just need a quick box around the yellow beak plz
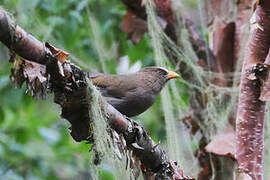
[167,71,180,79]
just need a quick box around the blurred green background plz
[0,0,195,179]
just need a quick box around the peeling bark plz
[211,20,235,86]
[236,1,270,179]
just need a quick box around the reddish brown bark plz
[236,1,270,179]
[204,0,237,87]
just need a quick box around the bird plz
[88,66,180,117]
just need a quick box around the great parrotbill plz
[88,66,179,117]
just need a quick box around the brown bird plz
[89,67,180,117]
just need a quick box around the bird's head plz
[138,66,180,93]
[139,66,180,80]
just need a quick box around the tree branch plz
[0,7,193,180]
[0,7,46,64]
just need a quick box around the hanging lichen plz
[85,79,137,179]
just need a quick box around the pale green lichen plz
[86,79,135,179]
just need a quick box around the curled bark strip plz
[9,54,48,99]
[0,7,193,179]
[45,42,69,63]
[211,20,235,86]
[236,1,270,179]
[205,0,237,86]
[121,10,167,44]
[121,10,148,44]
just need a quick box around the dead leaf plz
[10,57,48,98]
[10,59,26,88]
[205,124,236,159]
[121,11,148,44]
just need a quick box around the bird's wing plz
[88,72,108,81]
[89,73,136,99]
[88,73,108,88]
